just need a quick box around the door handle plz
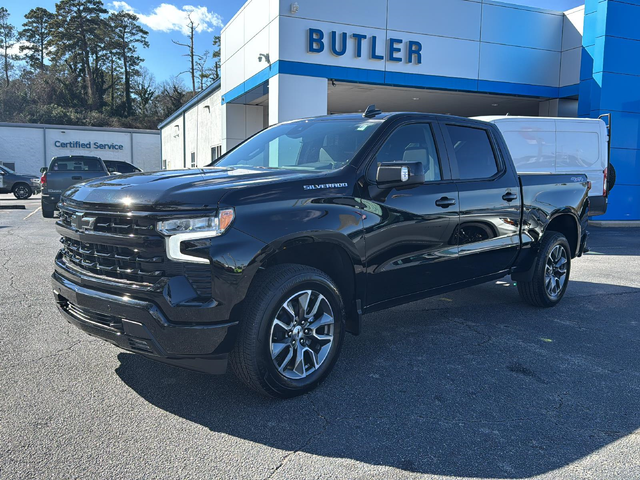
[72,176,82,180]
[502,192,518,202]
[435,197,457,208]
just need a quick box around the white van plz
[474,116,614,216]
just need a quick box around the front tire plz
[13,184,32,200]
[230,264,345,398]
[517,232,571,308]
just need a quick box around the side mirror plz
[40,167,48,174]
[376,162,425,188]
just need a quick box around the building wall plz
[0,123,160,176]
[161,119,183,170]
[0,126,44,175]
[221,0,584,101]
[579,0,640,220]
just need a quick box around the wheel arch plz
[12,181,31,193]
[544,212,580,258]
[258,236,363,335]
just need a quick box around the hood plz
[61,167,314,211]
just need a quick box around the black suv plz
[52,112,590,397]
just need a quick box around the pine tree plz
[19,7,54,70]
[107,11,148,117]
[0,7,17,86]
[48,0,108,109]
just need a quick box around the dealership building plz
[159,0,640,221]
[0,123,161,176]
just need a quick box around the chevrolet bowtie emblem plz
[71,214,96,232]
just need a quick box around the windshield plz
[213,118,382,172]
[0,165,15,174]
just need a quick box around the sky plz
[3,0,584,85]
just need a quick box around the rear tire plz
[230,264,345,398]
[517,232,571,308]
[607,163,616,192]
[13,184,32,200]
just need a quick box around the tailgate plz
[47,158,108,193]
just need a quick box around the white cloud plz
[7,41,33,57]
[109,2,223,35]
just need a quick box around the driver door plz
[361,122,460,306]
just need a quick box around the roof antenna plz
[363,104,382,118]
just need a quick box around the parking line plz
[23,207,41,220]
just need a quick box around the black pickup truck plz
[52,111,589,397]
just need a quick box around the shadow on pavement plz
[115,279,640,478]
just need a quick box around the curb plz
[589,221,640,228]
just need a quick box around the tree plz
[133,67,155,117]
[172,13,197,94]
[48,0,108,109]
[195,50,212,91]
[19,7,54,70]
[107,11,148,117]
[0,7,17,86]
[211,35,221,81]
[156,76,191,119]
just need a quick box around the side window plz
[117,163,136,173]
[374,124,441,182]
[447,125,500,180]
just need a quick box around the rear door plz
[554,119,606,198]
[442,121,521,280]
[48,157,108,193]
[362,120,460,305]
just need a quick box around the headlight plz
[157,209,235,264]
[30,178,40,184]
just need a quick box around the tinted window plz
[448,126,499,180]
[51,158,103,172]
[107,162,139,173]
[215,119,381,172]
[374,124,441,181]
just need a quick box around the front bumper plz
[52,271,236,374]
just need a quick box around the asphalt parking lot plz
[1,193,639,480]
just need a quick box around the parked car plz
[41,155,109,218]
[474,115,614,216]
[51,110,590,397]
[0,165,41,199]
[103,160,142,174]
